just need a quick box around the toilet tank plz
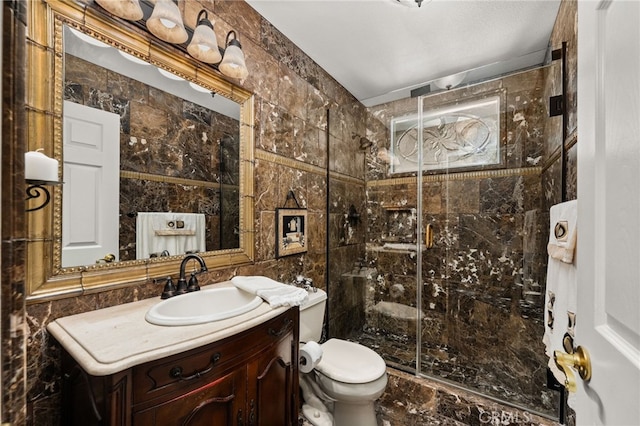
[299,288,327,342]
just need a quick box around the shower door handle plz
[425,224,434,249]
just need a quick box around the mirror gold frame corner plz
[25,0,255,302]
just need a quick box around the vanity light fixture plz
[95,0,143,21]
[146,0,188,44]
[187,10,222,64]
[218,31,248,79]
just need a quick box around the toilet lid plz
[315,339,386,384]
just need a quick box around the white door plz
[62,101,120,267]
[576,1,640,424]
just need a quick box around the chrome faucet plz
[161,254,208,299]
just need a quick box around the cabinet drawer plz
[132,309,298,406]
[133,368,246,426]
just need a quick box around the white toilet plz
[299,288,388,426]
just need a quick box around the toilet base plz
[333,400,377,426]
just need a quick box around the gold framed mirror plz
[26,0,255,301]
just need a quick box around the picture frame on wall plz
[276,208,307,258]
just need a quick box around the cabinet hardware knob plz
[268,318,293,337]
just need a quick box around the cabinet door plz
[133,367,246,426]
[249,328,298,426]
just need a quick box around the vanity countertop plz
[47,281,288,376]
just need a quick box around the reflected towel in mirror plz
[136,212,205,259]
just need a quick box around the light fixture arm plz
[225,30,242,49]
[196,9,213,29]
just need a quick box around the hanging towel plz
[231,276,308,307]
[547,200,577,264]
[136,212,206,259]
[542,200,578,404]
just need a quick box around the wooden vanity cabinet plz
[60,308,299,426]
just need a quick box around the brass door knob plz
[554,345,592,393]
[96,253,116,264]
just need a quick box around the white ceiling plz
[245,0,562,106]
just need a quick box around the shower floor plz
[350,326,560,417]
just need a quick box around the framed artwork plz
[276,208,307,258]
[390,95,502,174]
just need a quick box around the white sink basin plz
[145,286,263,326]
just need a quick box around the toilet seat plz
[316,339,386,384]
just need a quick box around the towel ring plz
[554,221,568,239]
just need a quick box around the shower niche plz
[382,207,416,243]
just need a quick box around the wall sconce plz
[95,0,143,21]
[187,10,222,64]
[146,0,188,44]
[218,31,248,80]
[25,149,63,212]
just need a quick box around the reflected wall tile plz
[64,55,108,94]
[129,100,169,141]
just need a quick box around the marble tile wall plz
[2,3,28,424]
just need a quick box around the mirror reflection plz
[62,26,241,268]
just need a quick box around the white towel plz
[136,212,206,259]
[547,200,577,264]
[231,276,308,307]
[542,200,578,404]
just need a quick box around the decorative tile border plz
[256,149,364,186]
[367,166,542,188]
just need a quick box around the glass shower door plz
[415,91,559,416]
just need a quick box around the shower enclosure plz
[328,68,560,419]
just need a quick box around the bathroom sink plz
[145,286,263,326]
